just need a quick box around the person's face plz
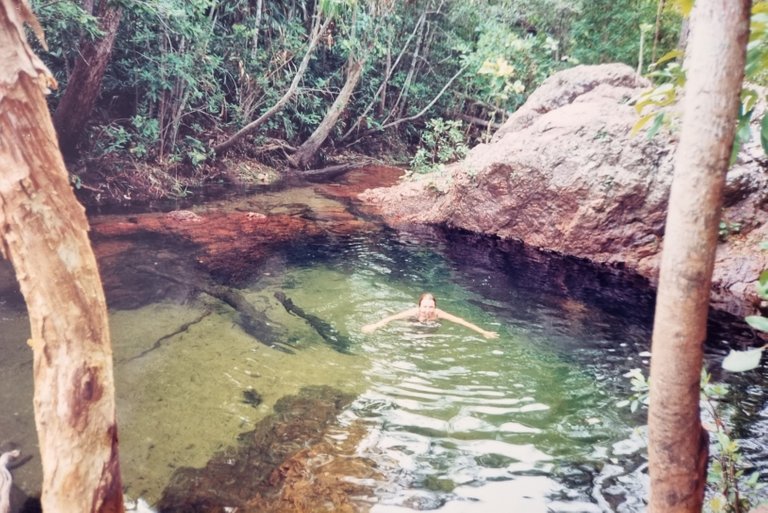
[418,297,436,319]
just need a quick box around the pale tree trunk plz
[52,0,122,158]
[289,56,365,169]
[0,2,124,512]
[340,10,427,142]
[647,2,749,513]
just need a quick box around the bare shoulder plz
[435,308,460,321]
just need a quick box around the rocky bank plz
[361,63,768,317]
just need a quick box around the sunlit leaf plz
[722,347,765,372]
[646,113,665,140]
[630,113,656,136]
[746,315,768,332]
[757,269,768,298]
[708,493,726,513]
[760,241,768,251]
[741,88,759,114]
[731,110,754,164]
[654,49,683,67]
[759,114,768,157]
[754,2,768,15]
[671,0,694,16]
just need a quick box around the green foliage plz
[634,2,768,161]
[409,119,468,175]
[619,368,763,513]
[615,367,649,412]
[631,51,685,137]
[567,0,681,67]
[700,374,764,513]
[96,116,158,158]
[26,0,695,193]
[29,0,103,90]
[719,220,743,241]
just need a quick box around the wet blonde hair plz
[418,292,436,306]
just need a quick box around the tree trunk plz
[340,10,427,143]
[0,2,124,512]
[52,0,122,159]
[647,2,749,513]
[289,56,365,169]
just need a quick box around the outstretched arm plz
[436,309,499,339]
[362,307,418,333]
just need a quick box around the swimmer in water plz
[361,292,499,339]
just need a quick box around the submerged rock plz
[157,386,380,513]
[361,63,768,316]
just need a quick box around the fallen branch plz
[213,12,332,156]
[291,163,356,182]
[123,308,214,363]
[274,291,351,353]
[455,113,502,130]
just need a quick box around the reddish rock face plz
[360,63,768,316]
[88,165,404,307]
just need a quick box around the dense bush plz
[30,0,681,179]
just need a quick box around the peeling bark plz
[0,1,124,512]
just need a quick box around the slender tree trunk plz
[345,64,467,147]
[647,2,749,513]
[52,0,122,159]
[652,0,666,62]
[380,41,391,115]
[678,16,691,55]
[251,0,263,59]
[387,16,426,120]
[0,2,124,512]
[340,12,425,142]
[289,55,365,169]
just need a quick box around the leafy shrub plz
[409,118,468,175]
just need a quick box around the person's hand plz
[483,330,499,339]
[361,323,378,334]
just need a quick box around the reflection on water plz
[0,218,767,512]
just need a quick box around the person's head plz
[417,292,437,320]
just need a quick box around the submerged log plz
[274,292,352,353]
[124,309,213,362]
[135,266,295,353]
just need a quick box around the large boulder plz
[361,63,768,316]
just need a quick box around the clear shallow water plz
[0,213,767,512]
[260,233,654,512]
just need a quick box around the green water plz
[1,219,764,512]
